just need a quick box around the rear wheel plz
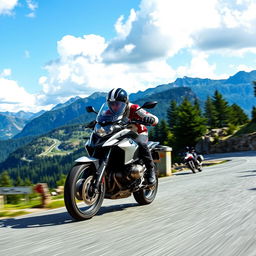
[64,163,105,221]
[133,176,158,205]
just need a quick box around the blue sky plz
[1,0,256,112]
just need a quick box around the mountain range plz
[0,70,256,162]
[132,70,256,115]
[0,110,46,140]
[13,70,256,140]
[14,87,196,140]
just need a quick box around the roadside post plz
[0,195,4,209]
[155,146,172,176]
[34,183,51,208]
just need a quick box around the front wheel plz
[64,163,105,221]
[133,176,158,205]
[188,160,196,173]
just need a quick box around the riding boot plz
[145,166,156,186]
[137,140,156,186]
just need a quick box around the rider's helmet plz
[107,88,129,114]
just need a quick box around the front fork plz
[94,149,112,192]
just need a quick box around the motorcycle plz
[183,150,204,173]
[64,101,160,220]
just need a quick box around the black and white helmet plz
[107,88,129,103]
[107,88,129,114]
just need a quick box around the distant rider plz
[185,146,201,166]
[107,88,159,186]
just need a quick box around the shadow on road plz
[97,203,138,216]
[0,203,138,229]
[0,211,72,229]
[248,188,256,191]
[238,169,256,178]
[173,172,193,176]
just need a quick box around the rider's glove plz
[143,116,155,125]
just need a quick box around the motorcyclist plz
[107,88,159,186]
[185,146,201,167]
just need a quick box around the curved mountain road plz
[1,151,256,256]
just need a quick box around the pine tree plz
[194,98,202,115]
[158,120,171,145]
[167,100,178,129]
[229,104,249,125]
[24,178,32,186]
[251,106,256,122]
[0,171,21,204]
[15,176,24,186]
[204,96,218,128]
[173,98,207,150]
[212,90,230,128]
[0,171,13,187]
[56,174,66,187]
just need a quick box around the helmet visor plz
[108,101,126,115]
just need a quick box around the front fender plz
[75,156,100,169]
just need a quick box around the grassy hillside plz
[0,124,89,171]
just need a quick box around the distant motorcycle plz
[183,149,204,173]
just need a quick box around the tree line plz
[149,90,250,152]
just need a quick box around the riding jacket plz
[124,103,158,135]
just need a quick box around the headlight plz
[95,124,113,137]
[96,127,107,137]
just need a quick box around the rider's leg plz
[136,134,156,186]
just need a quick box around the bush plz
[227,123,237,135]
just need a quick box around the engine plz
[127,164,146,180]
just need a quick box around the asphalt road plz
[1,151,256,256]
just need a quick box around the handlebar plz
[129,120,149,126]
[84,119,150,130]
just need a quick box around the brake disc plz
[82,176,99,206]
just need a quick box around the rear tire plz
[133,176,158,205]
[64,163,105,221]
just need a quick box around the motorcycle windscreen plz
[96,102,126,123]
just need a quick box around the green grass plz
[46,200,65,209]
[52,194,64,200]
[0,210,31,218]
[233,122,256,136]
[4,199,41,210]
[202,159,230,166]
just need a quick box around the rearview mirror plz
[86,106,98,114]
[141,101,158,109]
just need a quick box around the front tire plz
[188,161,196,173]
[64,163,105,221]
[133,176,158,205]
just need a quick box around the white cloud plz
[0,69,52,112]
[193,0,256,54]
[103,0,221,63]
[36,30,179,106]
[38,0,224,105]
[0,68,12,77]
[230,64,255,73]
[0,77,36,112]
[175,52,226,79]
[0,0,18,15]
[26,0,38,18]
[23,0,256,109]
[0,0,38,17]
